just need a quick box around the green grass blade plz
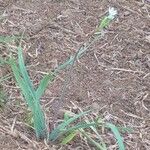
[49,110,91,141]
[106,123,125,150]
[9,58,34,108]
[98,17,111,31]
[61,131,77,145]
[64,111,106,148]
[17,47,47,139]
[10,56,47,139]
[18,46,37,100]
[0,35,23,43]
[57,110,91,129]
[33,103,47,139]
[63,122,97,133]
[56,56,74,72]
[36,72,55,100]
[0,35,16,43]
[62,111,106,148]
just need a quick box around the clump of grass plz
[50,110,126,150]
[9,46,54,139]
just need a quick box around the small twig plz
[10,116,17,134]
[141,93,149,111]
[120,109,143,120]
[105,67,145,74]
[143,73,150,79]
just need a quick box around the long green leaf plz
[10,55,47,139]
[49,110,91,141]
[63,122,97,133]
[32,103,47,139]
[0,35,24,44]
[61,131,77,145]
[18,46,37,100]
[18,47,47,139]
[36,72,55,100]
[58,110,91,130]
[106,123,125,150]
[0,35,17,43]
[9,58,34,108]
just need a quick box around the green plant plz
[0,35,23,44]
[53,110,125,150]
[9,46,54,139]
[9,46,126,148]
[96,7,117,34]
[48,110,92,141]
[6,6,127,150]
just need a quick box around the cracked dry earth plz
[0,0,150,150]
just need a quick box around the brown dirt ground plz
[0,0,150,149]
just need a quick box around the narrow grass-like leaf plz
[48,110,91,141]
[98,17,111,31]
[18,46,36,100]
[10,49,47,139]
[106,123,125,150]
[36,72,55,100]
[65,110,107,148]
[0,36,14,43]
[61,131,77,145]
[57,110,91,129]
[18,47,47,138]
[32,103,47,139]
[9,58,34,108]
[63,122,97,133]
[0,35,20,43]
[63,112,71,121]
[55,56,74,72]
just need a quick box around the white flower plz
[108,7,117,20]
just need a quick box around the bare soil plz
[0,0,150,149]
